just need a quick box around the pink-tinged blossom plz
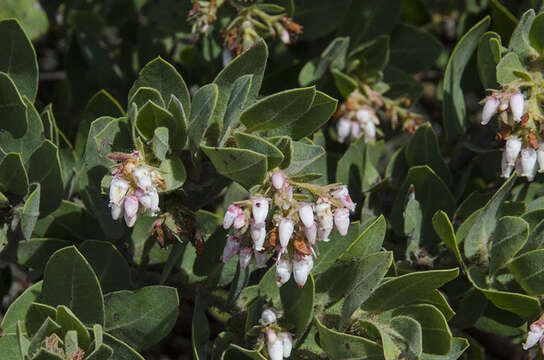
[239,247,253,270]
[266,329,283,360]
[293,255,313,288]
[350,121,362,141]
[279,332,293,358]
[279,218,294,249]
[362,119,376,141]
[510,92,524,121]
[259,308,277,326]
[298,203,314,227]
[331,186,356,211]
[334,208,350,236]
[221,236,240,263]
[124,195,139,219]
[251,196,269,225]
[276,258,292,286]
[111,203,123,220]
[223,204,242,229]
[337,117,351,143]
[356,108,372,123]
[270,171,287,190]
[504,136,522,165]
[501,152,514,179]
[109,176,129,205]
[233,213,247,230]
[316,201,333,229]
[250,221,266,251]
[280,29,290,44]
[520,147,537,181]
[538,144,544,173]
[254,250,268,268]
[523,320,544,350]
[133,166,153,192]
[304,222,317,245]
[482,96,500,125]
[317,227,332,242]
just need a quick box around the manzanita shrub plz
[3,1,544,359]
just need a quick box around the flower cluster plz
[221,170,355,288]
[187,0,221,34]
[335,89,423,144]
[480,89,544,180]
[259,308,292,360]
[107,151,166,227]
[523,317,544,353]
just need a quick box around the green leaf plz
[27,317,61,357]
[294,0,350,41]
[266,91,338,140]
[16,321,28,358]
[393,304,452,355]
[420,338,469,360]
[152,127,169,161]
[187,83,218,148]
[443,16,490,141]
[332,70,358,98]
[508,9,539,63]
[26,140,63,216]
[24,302,56,337]
[496,52,529,85]
[135,101,178,149]
[225,344,266,360]
[32,349,64,359]
[79,240,131,293]
[0,72,27,138]
[339,252,393,327]
[201,146,267,189]
[0,153,28,196]
[56,306,90,351]
[167,94,188,150]
[40,246,105,327]
[489,216,529,275]
[280,275,315,337]
[314,316,383,359]
[432,211,464,268]
[0,2,48,40]
[234,132,283,170]
[313,222,361,275]
[509,249,544,295]
[218,75,252,146]
[405,123,451,185]
[529,13,544,54]
[341,215,386,260]
[299,37,350,85]
[240,87,315,132]
[361,268,459,313]
[489,0,517,43]
[192,289,209,360]
[0,19,38,101]
[102,333,145,360]
[467,266,540,320]
[212,40,267,128]
[389,23,443,73]
[128,57,190,116]
[21,183,40,241]
[85,343,113,360]
[17,238,70,271]
[336,137,382,194]
[0,335,24,360]
[159,155,186,192]
[383,66,424,100]
[283,140,325,176]
[349,35,390,76]
[128,87,164,109]
[1,281,42,335]
[390,316,422,359]
[104,286,178,350]
[464,173,517,260]
[478,32,502,90]
[359,320,397,360]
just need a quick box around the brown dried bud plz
[294,237,312,256]
[520,112,530,125]
[528,132,539,149]
[496,127,512,141]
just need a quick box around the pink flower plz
[233,213,247,230]
[334,208,350,236]
[504,136,522,165]
[337,117,351,143]
[298,203,314,227]
[279,218,294,249]
[223,204,242,229]
[260,308,277,326]
[250,221,266,251]
[266,329,283,360]
[331,186,356,211]
[316,201,333,229]
[276,258,292,286]
[523,320,544,350]
[251,196,269,225]
[109,176,130,205]
[520,147,537,181]
[279,332,293,358]
[293,255,313,288]
[510,92,524,121]
[304,221,317,245]
[317,227,331,242]
[270,171,287,190]
[132,166,153,192]
[482,96,500,125]
[111,203,123,220]
[221,236,240,263]
[254,250,268,268]
[239,247,253,270]
[123,195,139,227]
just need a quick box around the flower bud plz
[350,121,362,141]
[501,152,514,179]
[276,258,292,286]
[362,119,376,141]
[135,188,153,210]
[239,247,253,270]
[521,147,537,181]
[337,117,351,143]
[316,201,333,229]
[109,176,130,205]
[334,208,350,236]
[259,308,277,326]
[331,186,356,211]
[504,136,522,165]
[124,194,139,219]
[266,329,283,360]
[233,213,247,230]
[523,321,544,350]
[250,221,266,251]
[221,236,240,263]
[270,171,287,190]
[279,218,294,249]
[298,203,314,227]
[133,166,153,192]
[254,250,268,268]
[111,203,123,220]
[510,92,524,122]
[356,109,372,123]
[481,96,500,125]
[538,144,544,173]
[223,204,241,229]
[293,255,313,288]
[317,227,331,242]
[280,29,290,44]
[279,332,293,358]
[251,196,269,225]
[304,221,317,245]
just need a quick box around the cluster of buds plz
[107,151,166,227]
[221,170,355,288]
[222,5,302,58]
[187,0,222,34]
[44,334,85,360]
[335,89,423,144]
[523,317,544,353]
[259,308,292,360]
[480,89,544,180]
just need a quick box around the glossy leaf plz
[0,72,27,138]
[489,216,529,275]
